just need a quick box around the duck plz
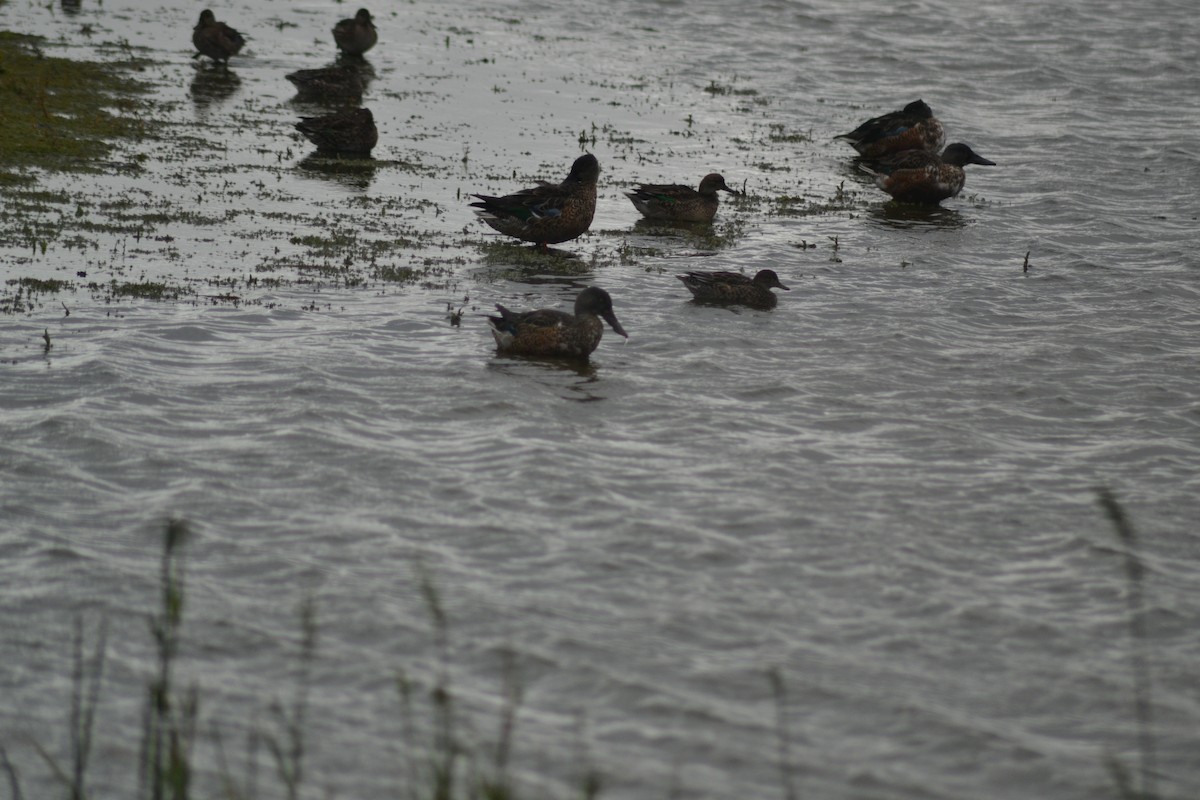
[469,154,600,250]
[861,142,996,204]
[285,65,365,101]
[487,287,628,359]
[835,99,944,159]
[626,173,741,223]
[295,108,378,156]
[333,9,378,56]
[677,269,790,309]
[192,9,245,65]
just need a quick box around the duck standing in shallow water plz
[295,108,378,156]
[192,10,245,65]
[487,287,628,359]
[469,154,600,251]
[862,143,996,204]
[626,173,741,223]
[836,99,945,159]
[333,9,378,56]
[677,269,790,309]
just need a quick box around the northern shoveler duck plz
[285,65,365,101]
[469,154,600,250]
[626,173,741,223]
[861,142,995,204]
[835,99,945,159]
[192,10,245,65]
[333,9,378,56]
[487,286,628,359]
[677,269,790,309]
[295,107,378,156]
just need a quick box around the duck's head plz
[576,287,627,338]
[903,99,933,118]
[698,173,741,196]
[941,143,996,167]
[753,270,790,291]
[567,154,601,185]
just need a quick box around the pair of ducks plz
[469,154,741,248]
[836,99,996,204]
[487,268,789,361]
[193,9,380,156]
[192,8,377,63]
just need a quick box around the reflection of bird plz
[469,154,600,250]
[626,173,741,223]
[285,66,364,102]
[861,143,995,204]
[295,108,378,156]
[192,10,245,65]
[836,99,944,159]
[333,9,378,56]
[677,269,790,309]
[487,287,627,359]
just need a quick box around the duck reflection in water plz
[189,67,241,110]
[295,152,378,191]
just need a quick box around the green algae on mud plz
[0,31,155,178]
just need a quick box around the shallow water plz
[2,0,1199,798]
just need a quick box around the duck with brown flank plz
[487,287,627,359]
[835,99,945,159]
[469,154,600,251]
[626,173,741,223]
[861,143,996,204]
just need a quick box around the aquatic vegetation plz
[0,33,154,179]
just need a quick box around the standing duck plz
[487,287,627,359]
[677,269,790,309]
[333,9,378,56]
[861,143,996,204]
[836,99,945,159]
[192,10,245,65]
[626,173,741,223]
[469,154,600,250]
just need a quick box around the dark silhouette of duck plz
[333,9,378,56]
[295,108,378,156]
[285,65,364,102]
[192,10,245,65]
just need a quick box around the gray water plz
[2,0,1199,797]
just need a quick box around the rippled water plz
[2,0,1199,798]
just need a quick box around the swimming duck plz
[192,9,245,65]
[861,142,996,204]
[487,287,628,359]
[295,108,378,156]
[835,99,945,159]
[677,269,790,309]
[285,65,365,101]
[626,173,741,223]
[333,9,378,56]
[469,154,600,250]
